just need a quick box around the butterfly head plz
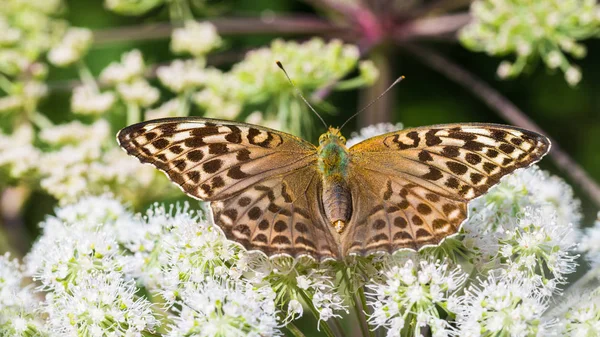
[319,127,347,147]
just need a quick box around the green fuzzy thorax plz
[317,138,349,178]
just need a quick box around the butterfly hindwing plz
[117,117,318,201]
[212,166,340,259]
[342,123,550,256]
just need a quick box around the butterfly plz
[118,118,550,261]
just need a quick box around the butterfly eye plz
[339,136,346,144]
[319,135,326,144]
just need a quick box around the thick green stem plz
[286,323,307,337]
[0,74,14,94]
[341,267,370,337]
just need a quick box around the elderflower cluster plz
[0,253,46,337]
[366,259,466,337]
[31,119,167,203]
[453,273,552,336]
[461,0,600,85]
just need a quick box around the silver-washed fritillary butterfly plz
[117,117,550,261]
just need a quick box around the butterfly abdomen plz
[318,137,352,234]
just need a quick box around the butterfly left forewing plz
[118,117,340,260]
[117,117,318,201]
[342,123,550,256]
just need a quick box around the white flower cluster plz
[453,274,552,336]
[366,259,466,337]
[0,124,40,180]
[171,21,222,57]
[580,212,600,266]
[461,0,600,85]
[47,27,93,67]
[0,253,46,337]
[355,123,583,337]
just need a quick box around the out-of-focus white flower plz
[565,66,582,86]
[171,21,222,57]
[40,119,110,146]
[100,49,145,84]
[0,124,40,179]
[193,88,242,119]
[346,122,404,147]
[0,95,22,112]
[0,253,46,337]
[117,79,160,107]
[454,273,551,336]
[580,212,600,266]
[366,259,465,337]
[47,27,93,67]
[71,85,115,115]
[45,272,158,336]
[166,276,280,337]
[157,59,208,93]
[550,291,600,337]
[145,98,181,120]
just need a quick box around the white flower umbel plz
[157,59,208,93]
[498,207,578,291]
[462,166,581,263]
[45,272,158,336]
[454,273,552,337]
[48,27,93,67]
[346,122,404,147]
[71,85,116,115]
[166,276,280,337]
[461,0,600,84]
[117,79,160,107]
[171,21,222,57]
[550,290,600,337]
[100,49,146,85]
[0,124,40,179]
[580,212,600,267]
[144,98,181,120]
[0,253,46,337]
[158,208,242,302]
[366,259,466,337]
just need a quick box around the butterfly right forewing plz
[343,123,550,256]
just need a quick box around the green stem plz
[29,111,54,129]
[358,285,375,337]
[286,323,307,337]
[298,290,337,337]
[77,61,99,92]
[341,267,371,337]
[334,76,368,91]
[169,0,194,23]
[127,102,141,125]
[178,90,192,117]
[0,74,14,94]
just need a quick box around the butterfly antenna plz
[340,75,406,131]
[276,61,328,129]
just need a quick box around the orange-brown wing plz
[212,166,340,260]
[117,117,317,201]
[342,123,550,256]
[117,117,339,260]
